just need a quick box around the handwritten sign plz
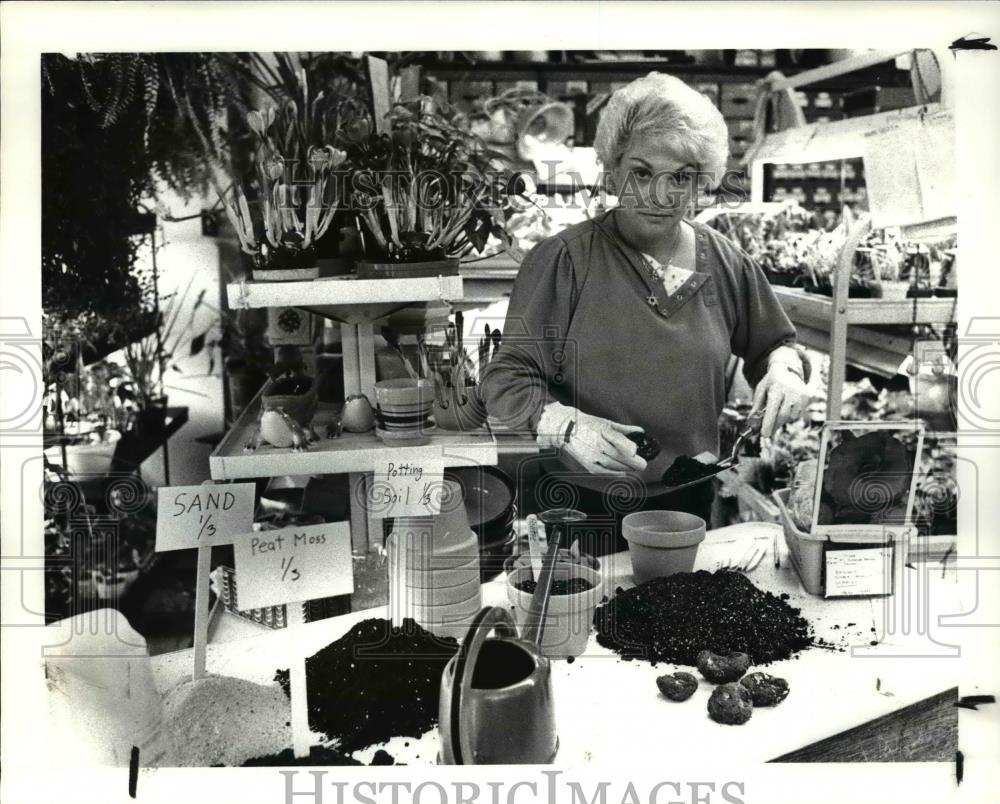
[370,456,445,518]
[825,547,893,598]
[156,483,256,551]
[231,522,353,609]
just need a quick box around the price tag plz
[824,547,893,597]
[232,522,353,609]
[155,483,256,551]
[370,456,445,518]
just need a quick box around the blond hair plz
[594,72,730,188]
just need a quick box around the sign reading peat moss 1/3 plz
[370,456,445,518]
[232,522,353,609]
[155,483,256,551]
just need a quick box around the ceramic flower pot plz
[622,510,706,584]
[252,246,319,282]
[432,387,487,431]
[374,379,434,435]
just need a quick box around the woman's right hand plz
[537,402,647,475]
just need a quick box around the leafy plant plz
[120,278,213,407]
[345,97,515,263]
[220,106,349,267]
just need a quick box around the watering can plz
[439,510,588,764]
[438,605,558,765]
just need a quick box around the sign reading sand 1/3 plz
[370,456,445,518]
[155,483,256,551]
[232,522,353,609]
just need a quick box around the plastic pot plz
[506,564,602,659]
[622,510,706,584]
[878,280,910,301]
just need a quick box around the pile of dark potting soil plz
[241,746,363,766]
[661,455,720,486]
[594,570,814,666]
[275,618,458,753]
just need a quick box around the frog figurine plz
[244,406,318,452]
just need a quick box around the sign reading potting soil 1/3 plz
[370,456,446,518]
[231,522,353,609]
[155,483,256,551]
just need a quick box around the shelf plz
[226,275,464,324]
[794,322,910,378]
[209,394,497,481]
[772,286,957,326]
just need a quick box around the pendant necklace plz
[643,224,683,307]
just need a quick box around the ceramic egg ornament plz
[341,394,375,432]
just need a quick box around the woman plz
[481,73,809,556]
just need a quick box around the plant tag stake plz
[371,456,445,518]
[232,521,353,759]
[526,514,548,582]
[155,482,255,681]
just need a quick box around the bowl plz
[373,379,434,411]
[622,510,706,584]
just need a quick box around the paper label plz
[155,483,256,551]
[370,456,445,518]
[824,547,893,597]
[864,110,955,228]
[231,522,353,609]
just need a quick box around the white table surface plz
[150,522,964,766]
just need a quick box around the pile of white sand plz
[162,675,291,766]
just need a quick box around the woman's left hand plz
[750,363,810,438]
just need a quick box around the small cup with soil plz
[506,563,603,659]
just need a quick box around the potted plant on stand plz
[219,98,350,281]
[347,97,514,277]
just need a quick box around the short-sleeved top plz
[481,208,796,494]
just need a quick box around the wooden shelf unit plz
[209,381,497,481]
[213,270,499,557]
[226,275,464,324]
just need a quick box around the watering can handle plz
[449,606,518,765]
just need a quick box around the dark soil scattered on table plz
[661,455,720,486]
[275,618,458,753]
[241,746,362,766]
[513,577,594,596]
[594,570,814,666]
